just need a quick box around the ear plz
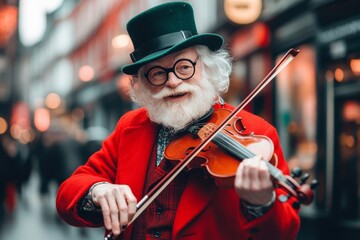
[130,75,137,86]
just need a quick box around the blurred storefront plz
[224,0,320,209]
[226,22,273,122]
[223,0,360,238]
[315,0,360,237]
[263,0,320,212]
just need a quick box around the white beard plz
[130,77,217,132]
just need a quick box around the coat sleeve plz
[237,122,301,240]
[56,118,124,227]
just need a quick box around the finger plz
[115,189,130,229]
[245,156,264,189]
[258,160,270,180]
[236,159,248,189]
[98,196,112,231]
[107,194,121,235]
[243,158,258,187]
[124,191,137,220]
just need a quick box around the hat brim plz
[121,33,223,75]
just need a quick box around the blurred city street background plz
[0,168,104,240]
[0,0,360,239]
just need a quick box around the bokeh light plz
[79,65,95,82]
[112,34,131,48]
[45,92,62,109]
[34,107,50,132]
[0,117,8,134]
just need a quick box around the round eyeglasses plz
[144,58,197,86]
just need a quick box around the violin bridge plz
[198,123,217,140]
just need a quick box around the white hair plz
[194,45,232,95]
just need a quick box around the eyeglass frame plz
[143,58,198,86]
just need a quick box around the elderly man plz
[56,2,301,240]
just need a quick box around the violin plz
[165,107,317,205]
[104,48,318,240]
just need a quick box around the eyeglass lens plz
[146,59,196,86]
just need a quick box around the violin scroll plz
[279,167,319,209]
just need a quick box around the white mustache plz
[152,83,199,100]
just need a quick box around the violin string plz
[220,133,295,187]
[203,125,252,159]
[210,129,289,184]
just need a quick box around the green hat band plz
[130,30,194,62]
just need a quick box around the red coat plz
[56,103,300,240]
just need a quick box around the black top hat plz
[121,1,223,75]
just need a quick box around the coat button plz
[154,231,161,238]
[156,206,163,215]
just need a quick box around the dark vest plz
[131,143,189,240]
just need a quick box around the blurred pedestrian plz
[0,134,22,222]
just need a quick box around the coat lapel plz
[116,120,157,201]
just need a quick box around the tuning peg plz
[310,179,319,189]
[291,167,302,178]
[299,173,309,185]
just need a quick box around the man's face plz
[131,47,217,131]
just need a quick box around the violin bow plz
[104,48,299,240]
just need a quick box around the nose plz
[165,72,182,88]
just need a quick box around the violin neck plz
[212,132,293,187]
